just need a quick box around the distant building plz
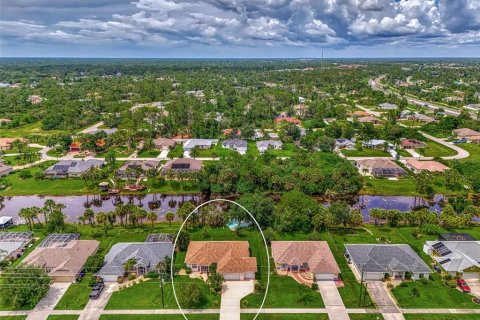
[44,159,105,178]
[400,139,427,149]
[298,97,306,103]
[0,216,14,229]
[358,116,382,124]
[453,128,480,143]
[335,139,355,150]
[222,138,248,154]
[378,103,398,110]
[153,138,176,151]
[256,140,283,154]
[275,115,301,125]
[183,139,213,151]
[117,160,160,179]
[405,159,449,173]
[356,159,406,178]
[362,139,394,150]
[0,160,13,177]
[69,142,82,152]
[162,158,203,173]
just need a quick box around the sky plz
[1,0,480,58]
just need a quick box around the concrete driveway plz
[79,283,117,320]
[317,281,349,320]
[465,280,480,297]
[366,281,401,314]
[27,283,71,320]
[220,281,254,320]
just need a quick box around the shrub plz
[185,267,192,274]
[146,272,159,279]
[421,223,440,235]
[399,282,407,288]
[311,283,319,291]
[387,283,394,289]
[241,300,249,308]
[420,277,428,285]
[90,230,103,239]
[405,271,412,280]
[128,274,136,281]
[254,281,265,294]
[446,279,457,288]
[18,170,32,179]
[411,287,419,297]
[117,276,124,284]
[132,280,136,285]
[138,278,143,283]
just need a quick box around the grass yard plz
[403,315,480,320]
[241,274,324,308]
[46,148,67,158]
[241,315,329,320]
[360,176,456,196]
[137,149,160,158]
[349,315,384,320]
[458,143,480,161]
[246,141,260,157]
[100,315,218,320]
[266,143,295,157]
[342,149,390,157]
[105,277,220,309]
[96,146,133,158]
[391,273,480,309]
[417,140,457,157]
[47,316,79,320]
[1,154,41,166]
[196,142,237,158]
[54,278,91,310]
[167,144,184,158]
[1,147,42,155]
[0,317,28,320]
[0,122,66,138]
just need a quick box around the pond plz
[0,193,446,223]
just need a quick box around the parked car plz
[433,265,441,273]
[89,282,105,299]
[453,138,467,144]
[456,279,471,293]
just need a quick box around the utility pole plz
[159,276,165,308]
[358,265,365,307]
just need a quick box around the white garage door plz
[223,273,242,281]
[462,272,479,280]
[364,272,384,281]
[315,273,336,281]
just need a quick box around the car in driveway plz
[89,281,105,299]
[457,278,471,293]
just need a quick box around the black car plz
[89,282,105,299]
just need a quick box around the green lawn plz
[96,146,133,158]
[349,315,384,320]
[47,316,79,320]
[403,315,480,320]
[137,149,160,158]
[167,144,184,158]
[46,148,67,158]
[246,141,260,157]
[266,143,295,157]
[241,315,329,320]
[0,317,28,320]
[417,140,457,157]
[397,149,411,157]
[100,316,217,320]
[458,143,480,161]
[1,147,42,155]
[242,274,324,308]
[196,142,237,158]
[391,273,480,309]
[105,277,220,309]
[0,122,66,138]
[360,176,455,196]
[342,149,390,157]
[54,278,91,310]
[1,154,41,166]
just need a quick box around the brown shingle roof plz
[185,241,257,274]
[271,241,340,274]
[153,137,176,148]
[453,128,480,138]
[356,158,401,170]
[22,240,99,277]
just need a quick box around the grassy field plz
[360,176,456,196]
[137,149,160,158]
[167,144,184,158]
[1,147,42,155]
[1,154,41,166]
[105,277,220,309]
[0,317,28,320]
[266,143,296,157]
[100,315,217,320]
[0,122,66,138]
[246,142,260,157]
[342,149,390,157]
[54,278,91,310]
[196,142,237,158]
[349,315,384,320]
[241,315,329,320]
[417,140,457,157]
[47,316,79,320]
[458,143,480,161]
[96,146,133,158]
[403,315,480,320]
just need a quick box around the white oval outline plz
[171,198,270,320]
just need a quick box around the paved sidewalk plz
[26,283,71,320]
[318,281,349,320]
[220,281,254,320]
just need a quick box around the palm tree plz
[19,208,33,230]
[84,208,95,225]
[190,146,200,159]
[165,211,174,227]
[96,211,108,236]
[146,211,157,230]
[42,199,57,223]
[123,258,137,275]
[30,206,43,227]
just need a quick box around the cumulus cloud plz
[1,0,479,54]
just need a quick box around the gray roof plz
[223,138,247,148]
[117,160,160,175]
[345,244,431,274]
[0,216,13,225]
[378,103,398,110]
[335,139,355,146]
[183,139,213,150]
[44,159,105,175]
[97,242,173,277]
[256,140,283,149]
[91,128,118,135]
[425,241,480,272]
[0,241,23,261]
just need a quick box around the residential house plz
[423,241,480,279]
[0,232,33,262]
[97,242,173,282]
[0,216,13,229]
[267,132,280,140]
[44,159,105,178]
[345,244,432,281]
[153,138,176,151]
[0,138,19,151]
[298,97,306,103]
[349,110,371,118]
[90,128,118,135]
[27,95,42,104]
[358,116,382,124]
[222,138,248,154]
[362,139,394,150]
[400,139,426,149]
[412,113,437,123]
[69,142,82,152]
[253,129,264,140]
[356,159,406,178]
[223,129,241,137]
[439,233,475,241]
[378,103,398,110]
[183,139,213,151]
[453,128,480,143]
[271,241,340,281]
[22,240,100,282]
[162,158,202,173]
[405,159,449,173]
[275,115,301,125]
[0,118,12,126]
[293,104,307,117]
[335,139,356,150]
[0,160,13,177]
[256,140,283,154]
[117,160,160,179]
[185,241,257,280]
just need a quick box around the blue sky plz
[1,0,479,58]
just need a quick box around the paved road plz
[220,281,254,320]
[419,131,469,160]
[81,121,105,134]
[318,281,349,320]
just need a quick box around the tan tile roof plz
[356,158,401,170]
[453,128,480,138]
[162,158,203,172]
[153,137,176,148]
[358,116,381,123]
[406,159,449,172]
[22,240,99,277]
[271,241,340,274]
[185,241,257,274]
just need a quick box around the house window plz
[419,273,424,278]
